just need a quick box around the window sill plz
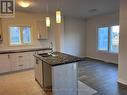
[97,50,118,55]
[8,44,33,47]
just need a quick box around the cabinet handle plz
[18,64,23,66]
[19,56,23,58]
[36,60,39,64]
[8,54,10,59]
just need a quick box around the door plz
[0,54,11,73]
[10,54,17,71]
[0,18,2,40]
[35,58,43,87]
[28,52,35,68]
[22,53,30,69]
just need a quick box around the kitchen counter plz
[34,52,85,95]
[0,48,52,54]
[34,52,84,66]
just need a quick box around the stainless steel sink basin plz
[50,54,58,57]
[39,53,58,58]
[39,53,51,57]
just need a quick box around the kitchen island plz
[34,52,84,95]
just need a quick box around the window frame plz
[97,25,119,54]
[8,26,32,46]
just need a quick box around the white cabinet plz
[35,58,43,87]
[10,54,17,71]
[0,51,36,74]
[0,54,11,74]
[10,52,35,71]
[20,53,30,70]
[34,57,52,90]
[28,52,35,68]
[10,53,27,71]
[0,19,2,40]
[16,53,30,70]
[36,20,48,40]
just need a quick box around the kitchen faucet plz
[49,42,53,54]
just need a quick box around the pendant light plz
[56,0,62,24]
[56,10,61,23]
[46,17,50,27]
[46,2,51,27]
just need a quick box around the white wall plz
[86,13,119,63]
[0,12,64,51]
[118,0,127,85]
[63,17,86,57]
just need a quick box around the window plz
[9,27,21,45]
[9,26,31,45]
[97,25,119,53]
[22,27,31,44]
[98,27,109,51]
[109,25,119,53]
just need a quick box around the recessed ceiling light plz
[18,1,30,8]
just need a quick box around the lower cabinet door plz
[28,52,35,68]
[35,59,43,87]
[17,54,24,70]
[10,54,17,71]
[0,54,11,73]
[22,53,30,70]
[38,59,43,87]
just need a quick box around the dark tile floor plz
[78,59,127,95]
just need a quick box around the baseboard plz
[0,68,34,76]
[117,79,127,86]
[85,57,117,65]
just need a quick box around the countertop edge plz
[33,53,85,66]
[0,48,52,54]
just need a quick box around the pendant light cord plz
[57,0,60,10]
[46,1,49,16]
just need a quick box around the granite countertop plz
[34,52,85,66]
[0,48,52,54]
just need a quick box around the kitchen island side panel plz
[52,62,78,95]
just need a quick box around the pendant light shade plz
[46,17,50,27]
[45,1,51,28]
[56,10,62,24]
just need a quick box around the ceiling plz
[16,0,120,18]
